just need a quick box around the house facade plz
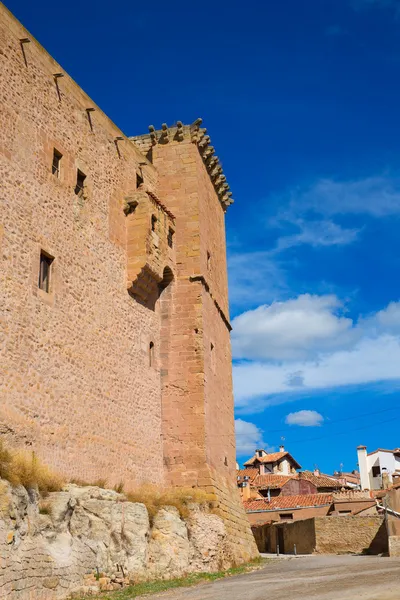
[358,445,400,490]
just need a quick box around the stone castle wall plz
[0,3,164,488]
[0,2,258,565]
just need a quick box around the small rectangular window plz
[279,513,293,520]
[372,466,381,477]
[38,252,53,293]
[151,215,157,232]
[75,169,86,197]
[52,149,62,178]
[168,228,174,248]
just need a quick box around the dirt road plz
[143,555,400,600]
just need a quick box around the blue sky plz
[6,0,400,474]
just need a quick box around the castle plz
[0,3,257,561]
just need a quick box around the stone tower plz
[132,123,257,562]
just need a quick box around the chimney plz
[357,445,370,490]
[279,445,285,452]
[241,481,251,501]
[313,467,320,477]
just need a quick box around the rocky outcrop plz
[0,482,235,599]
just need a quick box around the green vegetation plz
[75,558,267,600]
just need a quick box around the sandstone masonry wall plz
[0,3,164,488]
[314,516,388,555]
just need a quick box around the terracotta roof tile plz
[298,471,342,489]
[236,468,258,483]
[243,493,333,512]
[252,474,294,490]
[244,451,301,469]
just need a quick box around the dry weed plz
[0,440,63,493]
[126,484,215,522]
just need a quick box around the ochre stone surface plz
[0,2,257,566]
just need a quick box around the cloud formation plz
[233,296,400,411]
[285,410,324,427]
[235,418,270,456]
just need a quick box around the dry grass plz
[38,499,52,516]
[125,484,216,522]
[0,440,63,493]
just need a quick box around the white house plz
[357,445,400,490]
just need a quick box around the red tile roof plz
[236,468,258,483]
[244,451,301,469]
[297,471,342,489]
[253,474,294,490]
[367,448,400,456]
[243,493,333,512]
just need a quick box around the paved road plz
[143,555,400,600]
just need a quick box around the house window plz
[258,450,263,458]
[372,466,381,477]
[279,513,293,520]
[38,251,53,293]
[136,172,144,188]
[151,215,157,232]
[52,149,62,178]
[168,228,174,248]
[149,341,155,367]
[338,510,351,516]
[207,251,211,269]
[75,169,86,197]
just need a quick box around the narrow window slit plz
[167,228,174,248]
[52,149,62,178]
[38,251,54,293]
[75,169,86,197]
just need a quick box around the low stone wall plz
[0,482,235,599]
[314,516,387,555]
[252,516,388,556]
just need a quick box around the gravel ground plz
[141,555,400,600]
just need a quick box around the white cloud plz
[285,410,324,427]
[232,296,400,412]
[232,294,355,361]
[274,219,360,252]
[228,250,288,310]
[282,175,400,219]
[234,418,270,456]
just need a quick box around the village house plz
[357,445,400,490]
[238,447,344,499]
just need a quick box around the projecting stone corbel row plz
[189,119,233,211]
[131,120,234,211]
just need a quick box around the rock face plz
[0,482,235,599]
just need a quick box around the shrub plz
[126,484,216,522]
[38,500,52,515]
[0,440,63,493]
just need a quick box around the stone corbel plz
[148,125,158,145]
[176,121,184,141]
[160,123,170,143]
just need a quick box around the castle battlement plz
[131,120,234,211]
